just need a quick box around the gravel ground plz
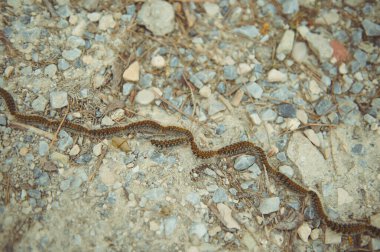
[0,0,380,251]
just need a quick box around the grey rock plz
[0,115,7,126]
[248,164,261,179]
[278,103,296,118]
[351,144,364,155]
[276,152,287,162]
[67,36,86,48]
[271,87,295,102]
[76,154,92,164]
[315,99,333,116]
[352,29,363,45]
[234,155,256,171]
[208,100,226,116]
[223,65,238,80]
[38,141,49,156]
[71,176,83,188]
[259,197,280,214]
[28,189,41,199]
[186,192,200,206]
[279,165,294,178]
[212,188,228,203]
[281,0,299,14]
[304,206,315,220]
[164,216,177,236]
[60,179,71,191]
[36,172,50,186]
[44,64,57,77]
[189,222,207,239]
[137,0,175,36]
[362,19,380,36]
[261,108,277,121]
[32,96,48,112]
[80,89,89,98]
[140,74,153,88]
[195,70,216,83]
[245,82,263,99]
[56,5,72,18]
[189,74,204,89]
[215,124,226,135]
[58,130,73,151]
[58,59,70,71]
[62,48,82,61]
[144,187,165,201]
[21,66,33,76]
[322,183,333,197]
[217,82,226,94]
[122,83,134,96]
[50,91,68,109]
[233,25,259,38]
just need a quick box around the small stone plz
[69,144,80,156]
[249,112,262,125]
[278,103,296,118]
[28,189,41,199]
[237,63,252,75]
[123,61,140,82]
[135,89,155,105]
[337,188,354,205]
[140,74,153,88]
[362,19,380,37]
[277,30,295,58]
[212,188,228,203]
[50,152,69,166]
[99,14,116,30]
[217,203,240,230]
[58,130,73,151]
[151,55,166,68]
[186,192,200,206]
[60,179,71,191]
[199,86,211,98]
[50,91,68,109]
[330,40,350,63]
[44,64,57,77]
[267,69,287,82]
[189,223,207,239]
[315,99,333,116]
[292,42,308,63]
[32,96,48,112]
[310,229,320,240]
[122,83,134,96]
[3,66,14,78]
[296,110,308,124]
[35,172,50,186]
[245,82,263,99]
[351,143,364,155]
[259,197,280,214]
[62,48,82,61]
[233,25,259,38]
[38,141,49,156]
[297,222,311,242]
[164,216,177,236]
[338,63,348,75]
[303,129,320,147]
[299,26,333,61]
[223,65,238,80]
[88,12,101,22]
[137,0,175,36]
[93,143,103,156]
[324,228,341,244]
[261,108,277,121]
[0,115,7,126]
[58,59,70,71]
[279,165,294,178]
[144,187,165,201]
[281,0,299,14]
[203,3,220,17]
[101,116,114,126]
[208,99,226,116]
[234,155,256,171]
[110,109,125,121]
[316,10,339,25]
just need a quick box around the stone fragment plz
[303,129,320,147]
[99,14,116,30]
[50,91,68,109]
[292,42,308,63]
[217,203,240,230]
[151,55,166,68]
[362,19,380,36]
[277,30,295,58]
[297,222,311,242]
[324,228,341,244]
[267,69,287,82]
[259,197,280,214]
[123,61,140,82]
[337,188,354,205]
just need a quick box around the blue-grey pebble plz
[58,59,70,71]
[277,103,296,118]
[223,65,238,80]
[315,99,333,116]
[212,188,228,203]
[28,189,41,199]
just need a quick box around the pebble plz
[135,89,155,105]
[237,63,252,75]
[245,82,263,99]
[140,74,153,88]
[259,197,280,214]
[362,19,380,36]
[208,99,226,116]
[0,115,7,126]
[69,144,80,156]
[38,141,49,156]
[217,203,240,230]
[310,229,320,240]
[50,91,68,109]
[249,112,262,125]
[324,228,341,244]
[298,26,333,61]
[123,61,140,82]
[291,42,308,63]
[233,25,259,38]
[278,103,296,118]
[223,65,238,80]
[315,98,333,116]
[303,129,320,147]
[58,59,70,71]
[186,192,200,206]
[276,30,295,59]
[87,12,101,22]
[101,116,114,126]
[62,48,82,61]
[203,3,220,17]
[137,0,175,36]
[44,64,57,77]
[234,155,256,171]
[151,55,166,68]
[261,108,277,121]
[189,222,207,239]
[50,152,69,166]
[297,222,311,242]
[199,86,211,98]
[144,187,165,201]
[32,96,48,112]
[60,179,71,191]
[212,188,228,203]
[93,143,103,156]
[337,188,354,205]
[58,130,73,151]
[281,0,299,14]
[35,172,50,186]
[279,165,294,178]
[99,14,116,30]
[122,83,134,96]
[267,69,287,82]
[164,216,177,236]
[316,9,339,25]
[296,110,308,124]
